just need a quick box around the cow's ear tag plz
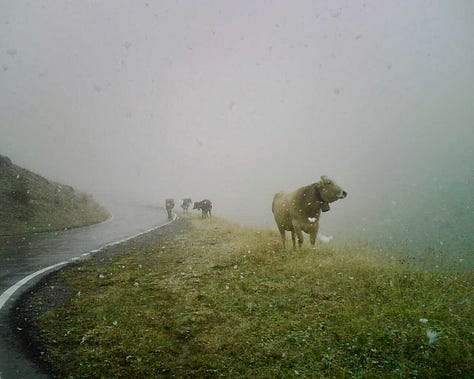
[321,202,330,212]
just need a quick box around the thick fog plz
[1,2,473,255]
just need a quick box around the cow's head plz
[317,176,347,203]
[193,202,200,209]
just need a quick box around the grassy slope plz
[37,216,473,378]
[0,155,109,236]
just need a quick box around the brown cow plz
[181,198,192,213]
[165,198,175,220]
[272,176,347,249]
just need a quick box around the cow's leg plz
[280,230,286,249]
[309,222,320,248]
[201,209,205,218]
[290,230,296,249]
[276,224,286,249]
[292,223,304,249]
[309,232,316,247]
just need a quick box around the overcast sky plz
[1,1,473,229]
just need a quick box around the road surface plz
[0,199,171,379]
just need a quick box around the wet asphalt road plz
[0,200,169,379]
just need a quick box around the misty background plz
[1,1,473,262]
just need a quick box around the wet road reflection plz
[0,200,167,296]
[0,199,169,379]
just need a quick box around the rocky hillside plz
[0,155,110,236]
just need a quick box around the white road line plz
[0,213,178,312]
[0,261,68,310]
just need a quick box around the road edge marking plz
[0,213,178,312]
[0,262,68,310]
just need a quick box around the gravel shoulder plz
[8,217,191,377]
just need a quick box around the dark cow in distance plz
[272,176,347,249]
[193,199,212,218]
[165,198,175,220]
[181,198,192,213]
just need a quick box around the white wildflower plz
[426,329,439,345]
[113,320,118,326]
[419,318,428,323]
[98,274,105,279]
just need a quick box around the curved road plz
[0,199,172,379]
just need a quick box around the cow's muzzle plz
[339,191,347,199]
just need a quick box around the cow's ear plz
[321,175,334,185]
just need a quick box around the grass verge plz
[36,216,473,378]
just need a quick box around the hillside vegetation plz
[35,216,473,378]
[0,155,109,236]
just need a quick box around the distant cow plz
[272,176,347,249]
[165,198,175,220]
[181,198,192,213]
[193,199,212,218]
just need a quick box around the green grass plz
[37,216,473,378]
[0,156,109,235]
